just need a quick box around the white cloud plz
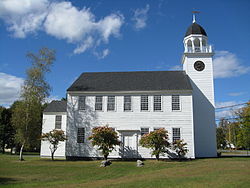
[0,0,124,57]
[132,4,150,30]
[228,92,246,97]
[0,72,24,107]
[94,48,110,59]
[0,0,49,38]
[101,49,110,59]
[45,95,60,104]
[44,2,95,42]
[73,36,94,54]
[215,101,238,109]
[97,14,124,42]
[170,65,182,70]
[215,101,244,120]
[213,51,250,79]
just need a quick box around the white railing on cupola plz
[184,45,213,53]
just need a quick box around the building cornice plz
[67,90,193,95]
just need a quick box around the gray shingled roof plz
[44,100,67,112]
[67,71,192,92]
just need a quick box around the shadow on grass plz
[0,177,17,185]
[220,155,250,158]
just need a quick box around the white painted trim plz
[43,112,67,115]
[67,90,192,95]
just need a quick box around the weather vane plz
[192,9,200,23]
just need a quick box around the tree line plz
[216,101,250,150]
[0,48,55,160]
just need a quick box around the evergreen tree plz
[0,107,15,154]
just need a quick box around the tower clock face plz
[194,61,205,71]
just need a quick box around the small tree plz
[139,128,170,160]
[172,139,188,160]
[12,48,55,161]
[88,126,120,160]
[41,129,66,161]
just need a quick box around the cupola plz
[183,15,212,54]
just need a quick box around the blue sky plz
[0,0,250,120]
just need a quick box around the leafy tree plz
[216,126,227,149]
[235,101,250,150]
[41,129,67,161]
[0,107,15,154]
[226,122,240,149]
[11,48,55,161]
[172,139,188,160]
[139,128,170,160]
[88,126,120,160]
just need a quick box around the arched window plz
[194,38,200,52]
[202,39,207,52]
[202,39,207,46]
[187,40,192,52]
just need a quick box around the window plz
[95,96,103,111]
[154,95,162,111]
[172,95,180,111]
[141,127,149,136]
[78,96,86,110]
[107,96,115,111]
[141,95,148,111]
[172,128,181,142]
[124,96,132,111]
[55,115,62,129]
[77,128,85,143]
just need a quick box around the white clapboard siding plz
[66,92,195,159]
[183,54,217,157]
[40,113,67,158]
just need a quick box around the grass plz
[0,154,250,188]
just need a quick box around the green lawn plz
[0,155,249,188]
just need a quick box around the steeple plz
[181,17,215,106]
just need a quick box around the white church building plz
[41,19,217,159]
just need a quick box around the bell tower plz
[182,16,214,106]
[182,15,217,158]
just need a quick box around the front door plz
[122,132,138,158]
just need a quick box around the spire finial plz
[192,10,200,23]
[193,14,196,23]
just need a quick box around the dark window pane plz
[78,96,86,110]
[107,96,115,111]
[141,95,148,111]
[55,115,62,129]
[154,95,161,111]
[172,95,180,111]
[124,96,132,111]
[95,96,103,111]
[77,128,85,143]
[141,128,149,136]
[172,128,181,142]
